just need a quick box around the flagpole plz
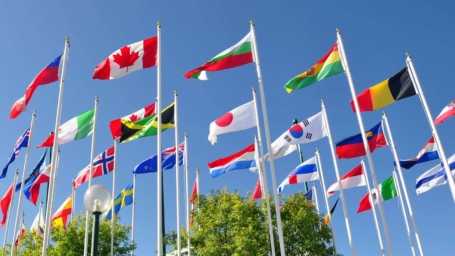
[252,88,276,256]
[321,100,356,255]
[156,20,164,256]
[131,174,137,256]
[405,53,455,203]
[360,159,385,256]
[71,187,76,222]
[42,37,70,255]
[391,170,416,256]
[2,170,18,255]
[293,119,308,193]
[44,131,53,220]
[382,112,424,255]
[110,139,118,256]
[250,20,285,256]
[315,149,337,254]
[174,90,181,256]
[336,28,394,256]
[312,184,319,213]
[39,199,43,233]
[10,110,36,256]
[84,96,99,256]
[184,132,190,256]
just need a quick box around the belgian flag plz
[119,102,175,143]
[324,196,340,225]
[350,67,416,112]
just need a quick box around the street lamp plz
[83,184,112,256]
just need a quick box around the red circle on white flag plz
[215,112,233,127]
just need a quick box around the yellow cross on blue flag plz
[105,182,134,220]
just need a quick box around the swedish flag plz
[105,182,134,220]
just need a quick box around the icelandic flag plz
[133,142,185,174]
[416,153,455,194]
[397,137,439,169]
[208,143,255,178]
[1,128,31,179]
[278,156,319,193]
[16,149,47,192]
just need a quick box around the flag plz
[304,189,314,206]
[2,128,30,179]
[208,143,256,178]
[350,67,416,112]
[397,137,439,169]
[105,182,134,220]
[10,54,62,119]
[109,102,156,140]
[133,142,184,174]
[277,156,319,193]
[31,209,44,235]
[51,195,72,227]
[119,102,175,144]
[93,37,158,80]
[327,164,366,196]
[23,164,51,205]
[37,109,94,148]
[14,219,25,247]
[250,145,297,172]
[434,100,455,125]
[324,197,340,225]
[271,111,327,153]
[284,42,344,93]
[0,182,15,227]
[357,175,397,213]
[184,32,253,80]
[190,178,198,204]
[72,147,115,189]
[415,153,455,194]
[250,178,262,203]
[336,121,387,159]
[208,100,257,145]
[16,149,47,192]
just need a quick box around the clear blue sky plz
[0,0,454,255]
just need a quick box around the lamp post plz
[83,184,112,256]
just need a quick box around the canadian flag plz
[93,37,157,80]
[109,103,156,139]
[327,164,366,196]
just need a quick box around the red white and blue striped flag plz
[208,143,255,178]
[396,137,439,169]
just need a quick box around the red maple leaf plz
[129,114,139,122]
[112,46,140,72]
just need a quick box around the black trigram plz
[302,119,310,127]
[284,135,292,142]
[306,133,312,139]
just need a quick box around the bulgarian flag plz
[184,32,254,80]
[357,175,397,213]
[37,109,94,148]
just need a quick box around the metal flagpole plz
[361,159,385,256]
[392,170,416,256]
[71,187,76,222]
[2,170,18,254]
[250,20,285,256]
[131,174,137,256]
[315,149,337,254]
[84,96,99,256]
[406,53,455,203]
[336,28,394,256]
[293,119,308,193]
[252,88,276,256]
[382,112,424,255]
[321,100,356,255]
[184,133,190,256]
[44,132,53,219]
[156,21,164,256]
[42,37,70,255]
[110,139,118,256]
[39,199,43,232]
[11,110,36,256]
[312,184,320,214]
[174,90,181,256]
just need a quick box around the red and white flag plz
[434,100,455,125]
[109,103,156,139]
[93,37,157,80]
[72,147,115,189]
[327,164,366,196]
[250,178,262,202]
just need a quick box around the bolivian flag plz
[351,67,416,112]
[119,102,175,143]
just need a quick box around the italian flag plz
[37,109,94,148]
[357,175,397,213]
[184,32,254,80]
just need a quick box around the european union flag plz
[105,182,134,220]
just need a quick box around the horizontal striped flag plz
[434,100,455,125]
[208,143,255,178]
[277,156,318,193]
[327,164,365,196]
[396,137,439,169]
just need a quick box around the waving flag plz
[208,143,256,178]
[0,182,15,227]
[358,176,397,213]
[23,165,51,205]
[31,208,44,235]
[16,149,47,192]
[72,147,115,189]
[434,100,455,125]
[416,153,455,194]
[250,178,262,203]
[2,128,30,179]
[10,54,62,119]
[105,182,134,220]
[133,142,184,174]
[109,103,156,140]
[14,217,26,247]
[277,156,319,193]
[327,164,366,196]
[397,137,439,169]
[51,195,72,227]
[324,197,340,225]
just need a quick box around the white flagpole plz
[250,20,285,256]
[392,170,416,256]
[2,170,18,254]
[360,159,385,256]
[406,53,455,203]
[156,21,164,256]
[110,140,118,256]
[321,100,356,255]
[42,37,70,255]
[315,149,337,254]
[174,90,181,256]
[39,199,43,231]
[312,184,320,214]
[84,96,99,256]
[382,112,424,255]
[184,132,190,256]
[252,87,276,256]
[131,174,137,256]
[336,28,394,256]
[10,110,36,256]
[71,187,76,222]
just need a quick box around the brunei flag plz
[351,67,416,112]
[119,102,175,143]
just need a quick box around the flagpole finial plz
[66,37,69,41]
[321,99,324,103]
[174,90,178,96]
[184,132,187,137]
[316,147,319,152]
[250,20,255,26]
[406,52,410,57]
[336,28,340,34]
[293,119,298,125]
[157,21,161,27]
[15,168,19,175]
[252,87,256,92]
[383,111,386,116]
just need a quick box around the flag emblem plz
[289,125,303,139]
